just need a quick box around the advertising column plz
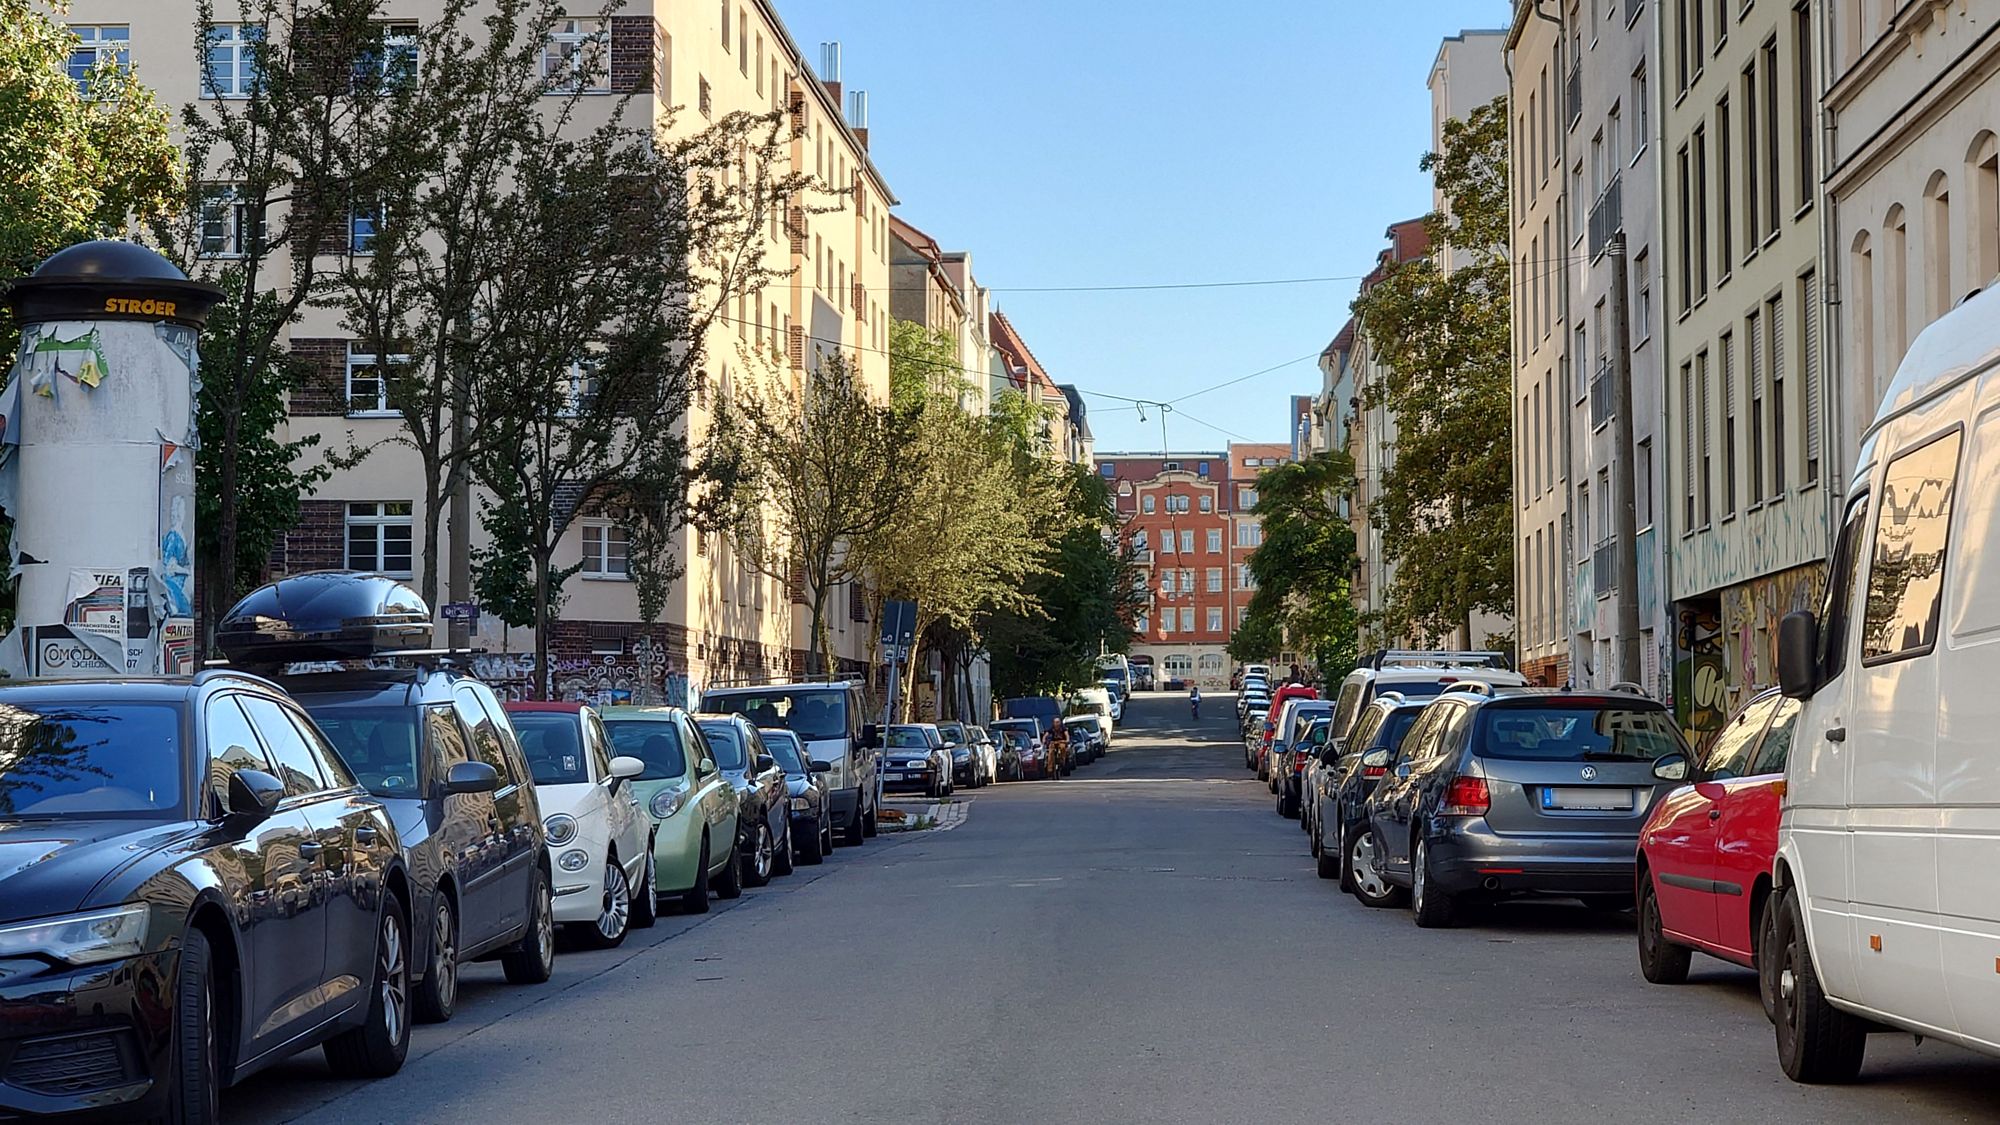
[1,241,221,679]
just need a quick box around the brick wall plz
[289,338,348,416]
[609,17,662,94]
[268,500,348,578]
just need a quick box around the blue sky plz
[776,1,1507,453]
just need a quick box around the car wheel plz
[413,895,458,1024]
[1775,889,1868,1083]
[161,927,220,1125]
[575,856,631,949]
[1636,872,1692,984]
[1757,893,1780,1023]
[862,800,879,838]
[680,836,712,913]
[502,868,556,983]
[773,818,795,877]
[323,894,411,1078]
[1337,823,1360,894]
[630,850,658,928]
[1410,838,1458,928]
[1314,817,1340,880]
[744,822,774,888]
[713,834,744,899]
[1347,829,1406,908]
[798,817,826,865]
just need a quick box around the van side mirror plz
[859,723,881,750]
[755,754,776,773]
[1778,611,1821,699]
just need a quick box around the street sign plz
[441,601,480,622]
[880,599,916,653]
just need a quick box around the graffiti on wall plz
[1720,563,1827,696]
[470,635,697,707]
[1675,604,1727,739]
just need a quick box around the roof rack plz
[1608,681,1649,696]
[1361,649,1514,672]
[1439,680,1496,697]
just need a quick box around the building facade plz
[1099,453,1231,688]
[1658,0,1829,736]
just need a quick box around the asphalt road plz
[226,693,2000,1124]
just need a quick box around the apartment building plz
[73,0,897,703]
[1098,453,1232,687]
[1311,320,1357,459]
[1227,441,1291,646]
[1548,0,1672,697]
[988,311,1084,464]
[1347,219,1432,646]
[1658,0,1828,736]
[1822,3,2000,473]
[1508,4,1574,687]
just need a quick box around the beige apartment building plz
[1822,2,2000,473]
[1507,6,1573,685]
[66,0,897,703]
[1658,0,1828,737]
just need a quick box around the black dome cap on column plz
[7,240,223,328]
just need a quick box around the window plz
[1887,205,1909,356]
[1693,125,1709,300]
[1717,97,1734,271]
[1179,530,1194,554]
[1237,563,1255,590]
[1819,494,1870,680]
[1206,567,1223,593]
[1207,607,1223,633]
[1697,347,1713,525]
[1207,529,1222,553]
[1637,438,1654,529]
[720,0,730,47]
[349,200,381,254]
[1131,530,1148,552]
[1926,171,1952,321]
[1861,430,1962,663]
[1632,64,1648,155]
[1136,612,1150,634]
[346,342,407,415]
[203,24,260,97]
[1675,0,1689,90]
[1852,233,1876,416]
[1794,2,1814,210]
[1747,309,1764,502]
[1973,133,2000,286]
[1179,568,1194,593]
[357,21,418,90]
[1681,362,1697,531]
[1768,294,1786,497]
[1579,481,1592,547]
[542,19,606,91]
[206,697,272,812]
[582,520,628,578]
[1159,574,1173,596]
[1720,330,1737,516]
[1635,249,1651,338]
[67,25,129,91]
[196,185,260,258]
[346,502,413,577]
[1161,608,1174,634]
[1676,145,1694,312]
[1702,693,1778,780]
[1179,607,1195,634]
[1142,495,1156,514]
[239,695,328,797]
[1198,495,1213,512]
[1762,37,1781,235]
[1236,521,1262,548]
[1802,270,1821,486]
[1159,527,1175,553]
[1742,62,1761,246]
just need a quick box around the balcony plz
[1592,539,1618,598]
[1589,173,1623,260]
[1589,357,1614,429]
[1565,64,1582,130]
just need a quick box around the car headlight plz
[789,796,811,811]
[650,786,690,820]
[558,849,590,872]
[0,904,149,966]
[544,813,578,846]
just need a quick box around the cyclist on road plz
[1189,684,1201,720]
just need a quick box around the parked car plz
[936,721,988,788]
[966,725,1002,785]
[881,723,953,796]
[1062,716,1102,766]
[1097,682,1127,721]
[1362,687,1690,927]
[991,717,1056,779]
[1242,708,1270,768]
[1319,692,1428,897]
[222,573,554,1028]
[700,681,880,845]
[504,703,655,948]
[1271,699,1334,813]
[0,674,413,1122]
[694,715,793,886]
[600,705,744,913]
[1764,286,2000,1082]
[1636,688,1799,1018]
[1327,649,1525,750]
[1070,687,1117,742]
[992,727,1027,780]
[1292,714,1334,832]
[1238,683,1270,717]
[761,728,835,865]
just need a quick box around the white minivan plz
[1773,282,2000,1082]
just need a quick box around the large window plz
[1861,430,1962,664]
[543,18,607,92]
[346,342,407,415]
[1179,530,1194,553]
[1207,607,1223,633]
[67,25,129,91]
[1206,567,1223,593]
[203,24,261,97]
[1207,529,1222,553]
[1178,607,1194,633]
[346,501,414,577]
[197,185,260,258]
[581,520,628,578]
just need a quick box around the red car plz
[1635,687,1801,1015]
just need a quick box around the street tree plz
[1225,451,1361,675]
[1349,95,1513,646]
[709,350,901,678]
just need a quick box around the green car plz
[600,706,742,913]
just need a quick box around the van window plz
[1948,406,2000,642]
[1818,494,1870,682]
[1331,681,1364,740]
[1861,429,1962,664]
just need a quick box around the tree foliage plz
[1225,452,1360,675]
[1350,95,1513,645]
[983,466,1141,698]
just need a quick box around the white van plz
[1327,651,1525,751]
[1772,282,2000,1082]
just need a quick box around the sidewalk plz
[878,797,971,833]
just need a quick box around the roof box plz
[217,571,432,665]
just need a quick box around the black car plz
[1314,693,1426,898]
[1362,687,1691,927]
[880,724,952,796]
[695,715,792,886]
[936,722,986,788]
[760,728,834,865]
[0,673,411,1122]
[220,573,555,1026]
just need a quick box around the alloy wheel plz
[380,910,408,1049]
[597,860,631,941]
[431,901,457,1014]
[754,824,774,879]
[533,880,555,971]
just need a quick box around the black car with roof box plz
[219,572,556,1028]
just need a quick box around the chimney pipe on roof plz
[818,42,842,83]
[846,89,869,129]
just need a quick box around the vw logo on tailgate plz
[1579,765,1597,780]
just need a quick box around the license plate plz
[1541,786,1633,811]
[893,771,917,780]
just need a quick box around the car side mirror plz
[225,768,285,825]
[860,724,882,750]
[755,754,776,773]
[1652,752,1691,782]
[1361,749,1391,769]
[810,761,833,774]
[444,760,501,795]
[1778,610,1821,699]
[608,755,644,782]
[698,757,717,776]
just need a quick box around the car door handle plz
[1826,727,1847,743]
[1708,809,1721,821]
[354,825,380,846]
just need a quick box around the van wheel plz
[501,869,555,984]
[1756,893,1780,1022]
[681,836,712,913]
[863,801,879,837]
[1774,890,1867,1083]
[323,895,411,1078]
[158,928,220,1125]
[1637,874,1691,984]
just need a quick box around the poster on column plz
[63,569,125,641]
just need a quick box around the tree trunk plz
[418,457,444,610]
[532,551,552,701]
[809,583,829,679]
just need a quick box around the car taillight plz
[1441,775,1490,816]
[1293,756,1308,773]
[1362,764,1386,779]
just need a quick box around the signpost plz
[441,602,480,624]
[878,599,917,807]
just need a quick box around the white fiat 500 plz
[506,702,654,948]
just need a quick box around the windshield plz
[306,703,422,799]
[603,719,687,781]
[886,726,932,750]
[763,733,806,773]
[936,723,966,744]
[701,689,848,741]
[1476,706,1691,762]
[509,712,590,785]
[1377,710,1421,754]
[695,722,747,770]
[0,702,183,818]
